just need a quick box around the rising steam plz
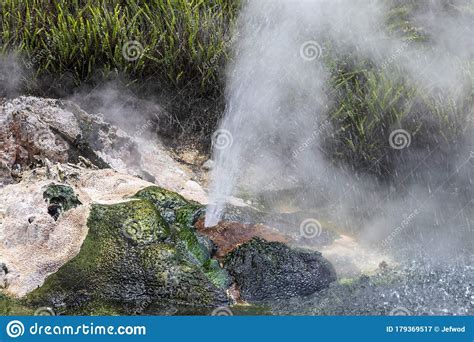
[206,0,473,260]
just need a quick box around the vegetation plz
[0,0,239,92]
[0,0,472,176]
[0,293,34,315]
[322,0,473,177]
[326,57,472,176]
[0,0,240,138]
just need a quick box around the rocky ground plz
[0,97,340,315]
[1,96,470,316]
[0,96,208,202]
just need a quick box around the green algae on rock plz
[134,186,231,288]
[26,187,230,315]
[0,293,34,315]
[26,195,228,315]
[136,186,230,290]
[43,184,82,220]
[202,259,231,290]
[134,186,202,225]
[172,223,210,265]
[117,200,171,244]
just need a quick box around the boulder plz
[0,96,113,186]
[0,96,208,203]
[224,237,336,302]
[0,162,229,314]
[27,196,228,314]
[28,200,227,314]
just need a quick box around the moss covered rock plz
[26,194,229,315]
[118,200,171,244]
[172,223,210,265]
[135,186,230,290]
[19,184,338,314]
[43,184,82,211]
[43,184,82,220]
[135,186,202,225]
[203,259,231,290]
[0,294,34,315]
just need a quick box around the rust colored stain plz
[195,218,291,258]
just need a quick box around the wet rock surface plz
[269,260,473,316]
[217,205,340,248]
[224,237,337,302]
[0,96,343,315]
[27,195,228,315]
[195,219,289,258]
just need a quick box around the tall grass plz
[1,0,472,175]
[326,62,472,176]
[0,0,239,92]
[322,1,474,176]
